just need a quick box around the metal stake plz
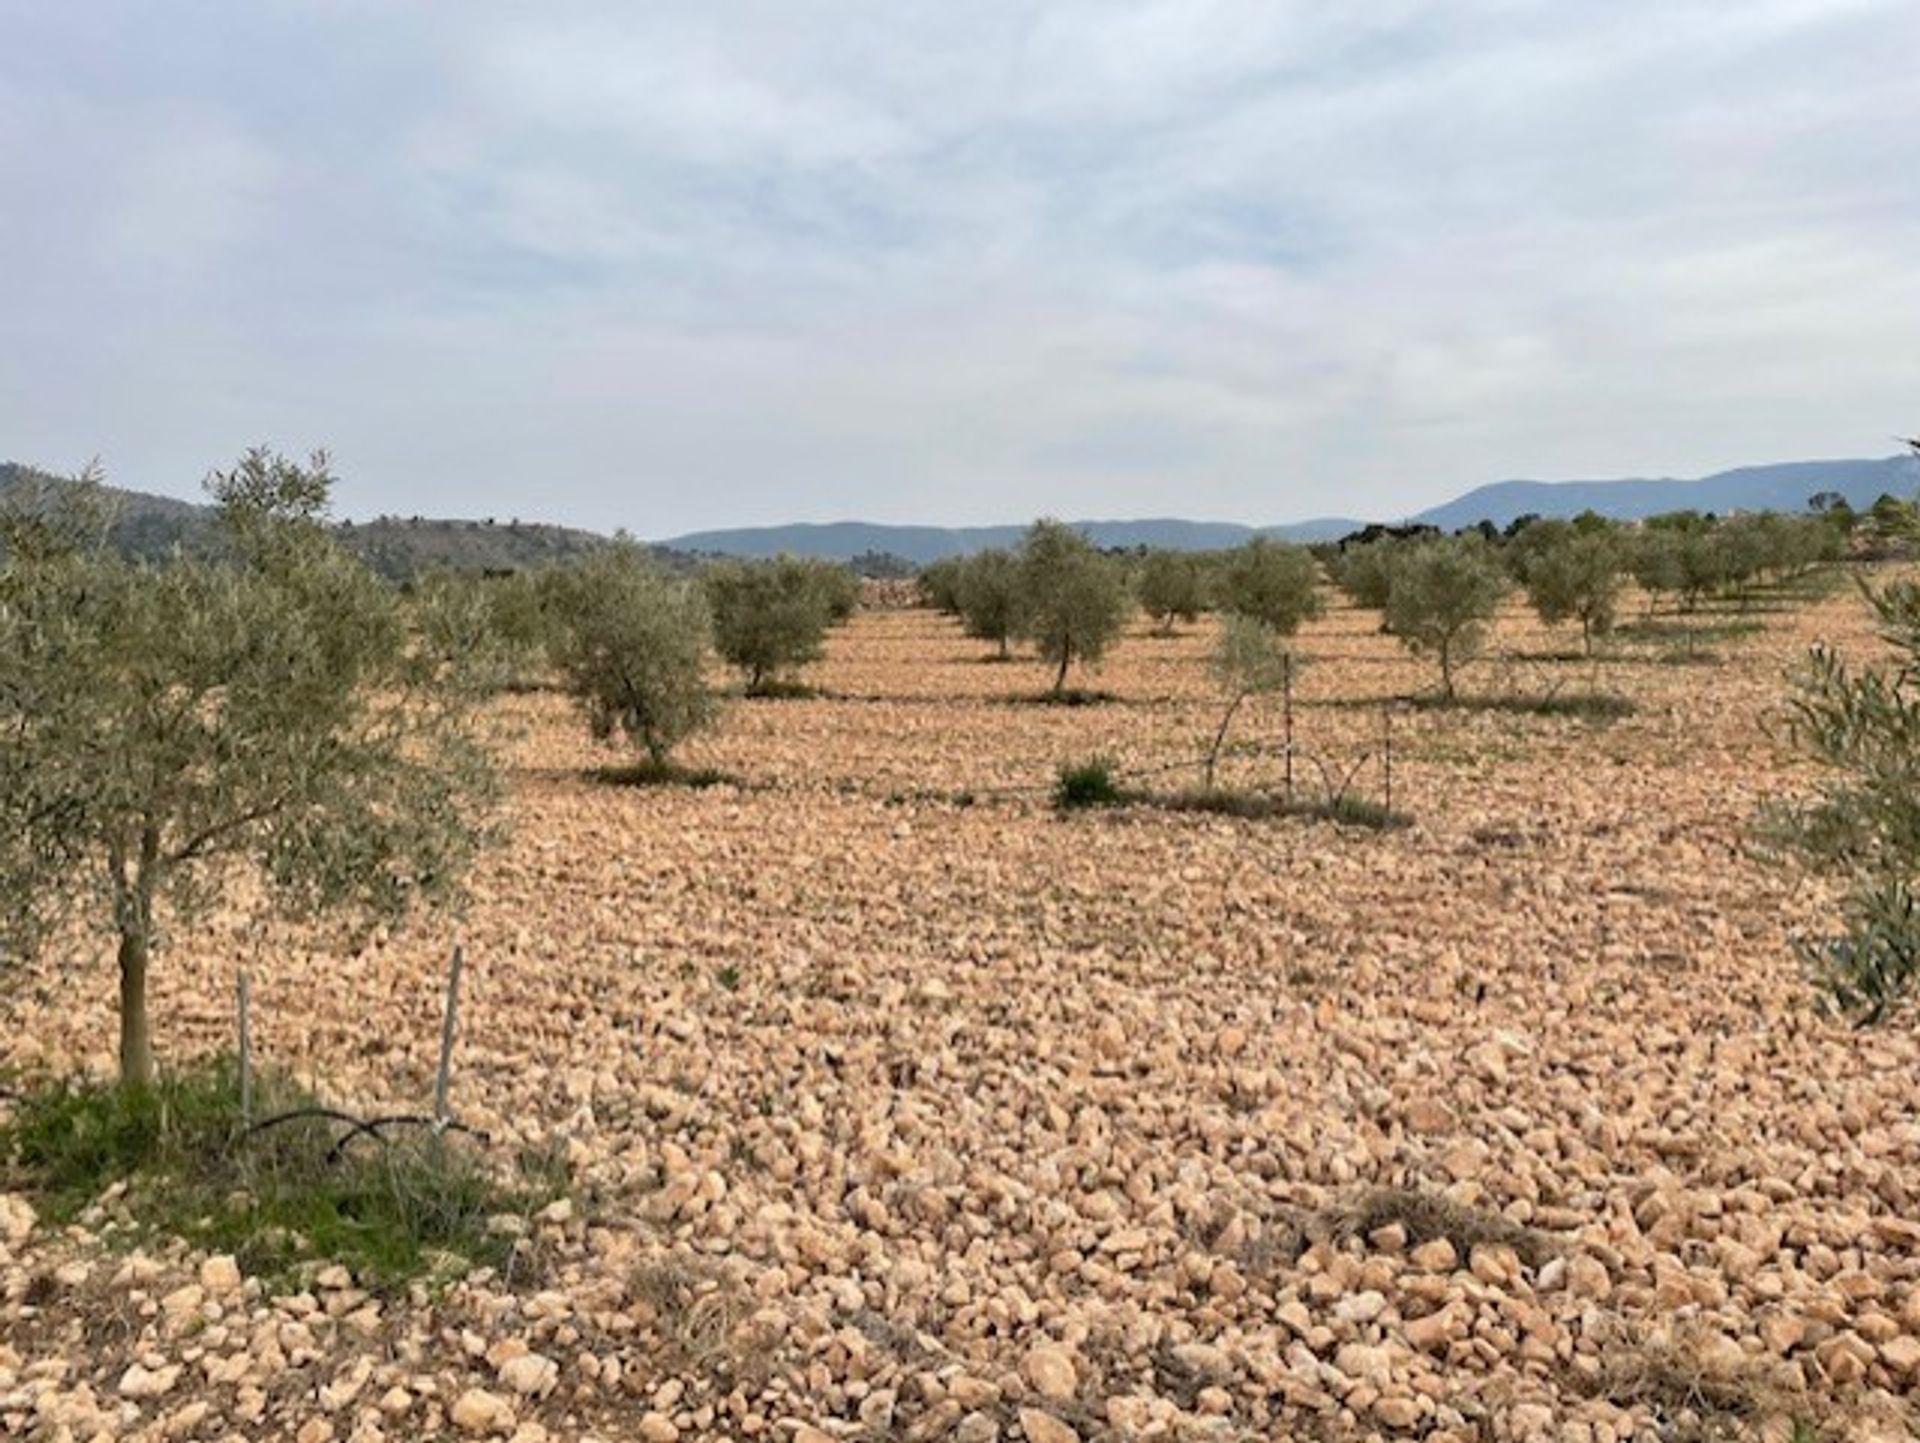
[433,945,465,1129]
[237,970,252,1126]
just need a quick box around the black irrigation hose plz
[236,1106,491,1166]
[324,1114,490,1164]
[238,1106,366,1141]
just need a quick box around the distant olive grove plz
[4,444,1913,1099]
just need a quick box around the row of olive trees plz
[924,527,1328,687]
[1318,510,1844,689]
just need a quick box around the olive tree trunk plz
[117,924,154,1088]
[112,830,160,1087]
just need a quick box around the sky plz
[2,1,1916,536]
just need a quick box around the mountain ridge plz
[7,453,1915,570]
[662,455,1919,561]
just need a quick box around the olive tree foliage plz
[0,449,500,1087]
[1331,537,1404,612]
[703,555,839,694]
[1136,549,1207,634]
[545,543,717,765]
[1217,538,1324,635]
[955,548,1024,659]
[406,569,554,695]
[919,556,968,614]
[1015,519,1130,694]
[1203,614,1294,790]
[1765,578,1920,1021]
[1510,521,1624,653]
[1383,537,1510,698]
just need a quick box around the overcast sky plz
[3,2,1916,535]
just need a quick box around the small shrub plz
[1055,756,1125,810]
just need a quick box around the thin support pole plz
[1282,653,1295,806]
[1382,703,1393,815]
[433,945,465,1129]
[237,971,252,1126]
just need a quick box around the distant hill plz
[662,515,1363,562]
[1406,456,1917,532]
[0,463,690,580]
[9,451,1916,573]
[659,455,1918,560]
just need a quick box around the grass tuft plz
[588,758,738,789]
[1054,756,1127,810]
[743,678,822,700]
[1411,691,1636,720]
[1019,688,1120,708]
[0,1059,567,1290]
[1157,788,1411,830]
[1334,1186,1556,1268]
[1617,618,1764,644]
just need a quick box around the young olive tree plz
[1383,537,1509,698]
[800,558,861,624]
[1332,537,1402,612]
[1515,522,1624,653]
[1203,614,1293,790]
[547,544,717,766]
[1137,549,1206,634]
[956,548,1024,659]
[1628,527,1684,615]
[704,556,836,695]
[0,450,499,1086]
[1016,519,1130,695]
[1218,538,1324,635]
[919,556,968,615]
[1766,577,1920,1020]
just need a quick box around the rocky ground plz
[5,582,1919,1442]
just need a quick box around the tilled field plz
[5,585,1919,1443]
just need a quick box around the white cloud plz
[0,0,1916,531]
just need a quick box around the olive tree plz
[956,548,1024,659]
[1137,549,1206,634]
[1218,537,1323,635]
[919,556,968,614]
[1514,522,1623,653]
[1016,520,1129,695]
[1203,613,1293,790]
[704,556,836,694]
[1766,577,1920,1020]
[1384,537,1509,698]
[547,544,716,766]
[1332,537,1403,612]
[0,450,499,1086]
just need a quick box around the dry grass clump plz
[1333,1186,1558,1268]
[1575,1329,1825,1443]
[627,1255,773,1387]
